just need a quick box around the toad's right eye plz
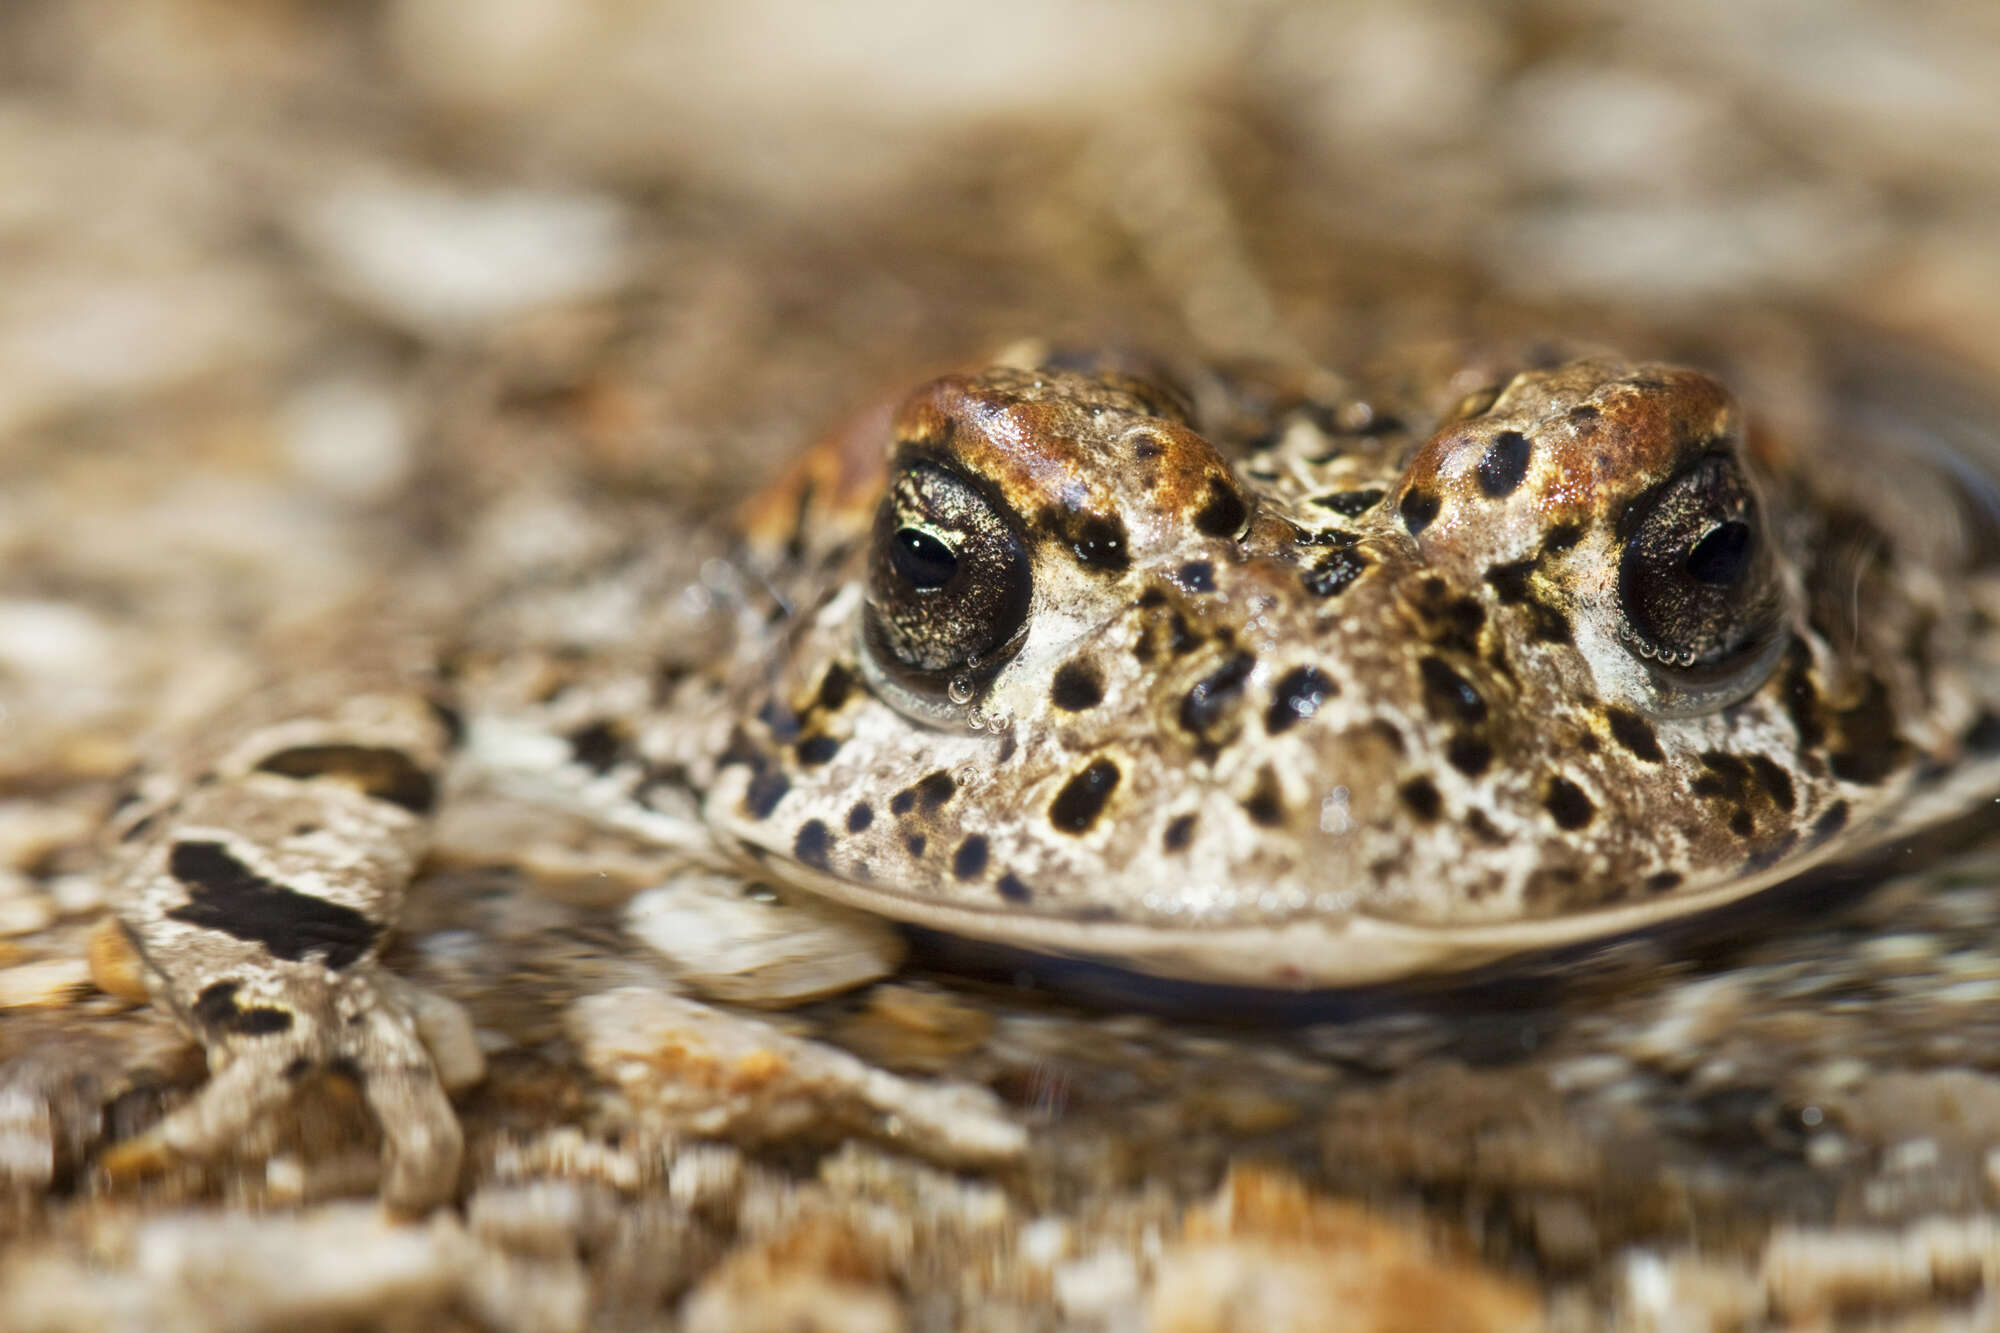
[863,462,1031,695]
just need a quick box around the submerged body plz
[104,340,2000,1207]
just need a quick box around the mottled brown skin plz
[703,348,2000,985]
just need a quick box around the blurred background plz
[3,0,1998,767]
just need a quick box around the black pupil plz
[891,527,958,589]
[1684,520,1753,586]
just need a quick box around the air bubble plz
[946,677,975,705]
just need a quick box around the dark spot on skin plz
[904,833,927,857]
[1781,645,1825,750]
[1747,755,1796,811]
[1569,404,1600,424]
[166,840,379,970]
[846,802,874,833]
[191,981,294,1037]
[1578,731,1599,753]
[1729,808,1755,837]
[1541,522,1584,553]
[996,734,1018,764]
[1137,587,1168,608]
[1743,830,1799,874]
[952,835,989,880]
[795,734,842,766]
[1604,708,1664,762]
[1302,548,1369,598]
[1476,430,1532,498]
[1465,809,1505,844]
[1168,613,1199,656]
[1176,560,1216,592]
[1051,660,1105,712]
[1966,711,2000,753]
[1483,560,1574,644]
[1132,433,1165,459]
[1050,758,1121,834]
[1828,677,1906,785]
[1542,776,1595,830]
[1180,652,1257,743]
[889,788,915,816]
[817,663,855,711]
[1371,719,1407,755]
[1163,813,1197,851]
[1446,736,1493,777]
[1064,512,1131,573]
[716,726,768,772]
[1312,489,1386,517]
[284,1057,314,1081]
[793,820,833,869]
[744,769,791,818]
[915,770,957,811]
[291,824,318,837]
[564,722,625,773]
[1485,559,1535,603]
[1439,597,1486,652]
[1241,767,1286,827]
[254,745,437,816]
[1193,478,1249,538]
[1692,753,1749,801]
[1418,657,1486,725]
[1399,778,1442,820]
[1644,870,1683,894]
[1399,488,1440,536]
[756,698,802,743]
[1266,665,1336,734]
[996,873,1033,903]
[120,814,156,843]
[1811,800,1850,844]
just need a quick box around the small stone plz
[1053,1249,1142,1325]
[295,178,630,334]
[624,873,904,1008]
[468,1179,620,1259]
[1149,1166,1541,1333]
[682,1216,905,1333]
[88,913,151,1003]
[570,988,1025,1167]
[833,984,994,1071]
[0,958,92,1008]
[0,883,54,937]
[1761,1217,2000,1320]
[1619,1250,1764,1333]
[1881,1138,1941,1174]
[280,373,413,502]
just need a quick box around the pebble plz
[295,177,630,334]
[623,872,904,1007]
[569,987,1026,1167]
[680,1216,906,1333]
[0,880,54,936]
[0,1204,476,1333]
[0,957,92,1008]
[1149,1167,1541,1333]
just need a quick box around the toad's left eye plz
[1618,453,1783,678]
